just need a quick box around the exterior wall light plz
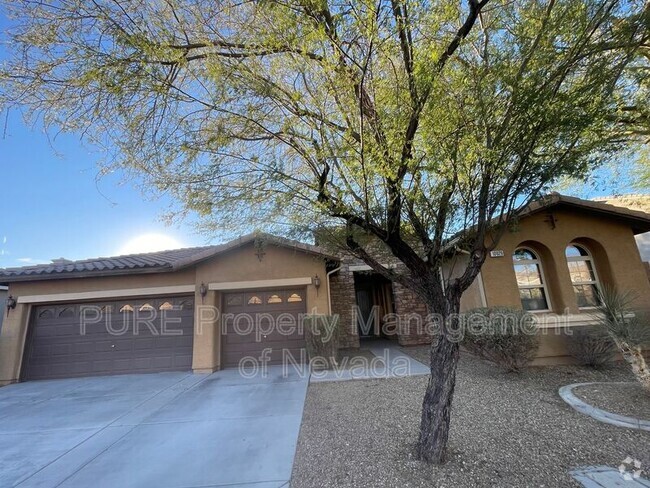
[313,275,321,289]
[6,295,17,316]
[199,283,208,304]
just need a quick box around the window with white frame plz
[512,248,550,311]
[565,244,600,308]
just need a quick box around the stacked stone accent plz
[328,256,433,348]
[329,262,360,348]
[391,280,433,346]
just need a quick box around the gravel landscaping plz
[292,346,650,487]
[572,382,650,420]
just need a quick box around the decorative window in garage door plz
[226,295,243,306]
[287,293,303,303]
[58,307,75,318]
[38,309,55,319]
[179,299,194,310]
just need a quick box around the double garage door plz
[21,288,307,380]
[22,296,195,381]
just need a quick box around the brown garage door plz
[22,296,194,381]
[222,288,306,367]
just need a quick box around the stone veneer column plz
[392,281,432,346]
[329,264,360,349]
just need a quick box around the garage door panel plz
[73,342,95,354]
[174,355,193,366]
[223,332,305,346]
[155,335,193,348]
[23,296,195,380]
[133,338,155,350]
[222,288,306,368]
[50,343,73,356]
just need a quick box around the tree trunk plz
[416,319,461,463]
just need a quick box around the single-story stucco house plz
[1,193,649,384]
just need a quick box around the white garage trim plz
[208,277,312,291]
[17,285,196,304]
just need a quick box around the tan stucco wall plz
[479,207,650,362]
[0,243,329,384]
[193,243,328,372]
[442,253,486,312]
[481,208,650,312]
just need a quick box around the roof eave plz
[523,198,650,234]
[171,232,340,271]
[0,265,174,285]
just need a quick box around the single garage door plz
[222,288,306,367]
[22,296,194,381]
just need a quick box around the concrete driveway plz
[0,367,309,488]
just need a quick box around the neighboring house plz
[0,286,7,333]
[1,194,649,384]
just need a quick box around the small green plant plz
[461,307,539,373]
[566,328,615,369]
[597,286,650,392]
[303,315,340,370]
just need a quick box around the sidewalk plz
[310,339,430,383]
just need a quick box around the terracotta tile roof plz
[0,233,338,283]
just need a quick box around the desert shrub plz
[461,307,539,373]
[597,286,650,392]
[303,314,340,370]
[566,328,615,369]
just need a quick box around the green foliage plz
[0,0,647,248]
[461,307,540,373]
[566,327,615,369]
[0,0,648,306]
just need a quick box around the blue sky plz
[0,110,206,268]
[0,7,644,269]
[0,11,210,269]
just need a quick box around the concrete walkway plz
[0,367,309,488]
[559,382,650,431]
[571,466,650,487]
[310,339,429,382]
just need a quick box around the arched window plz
[566,244,600,308]
[513,248,550,311]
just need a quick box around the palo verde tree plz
[1,0,648,463]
